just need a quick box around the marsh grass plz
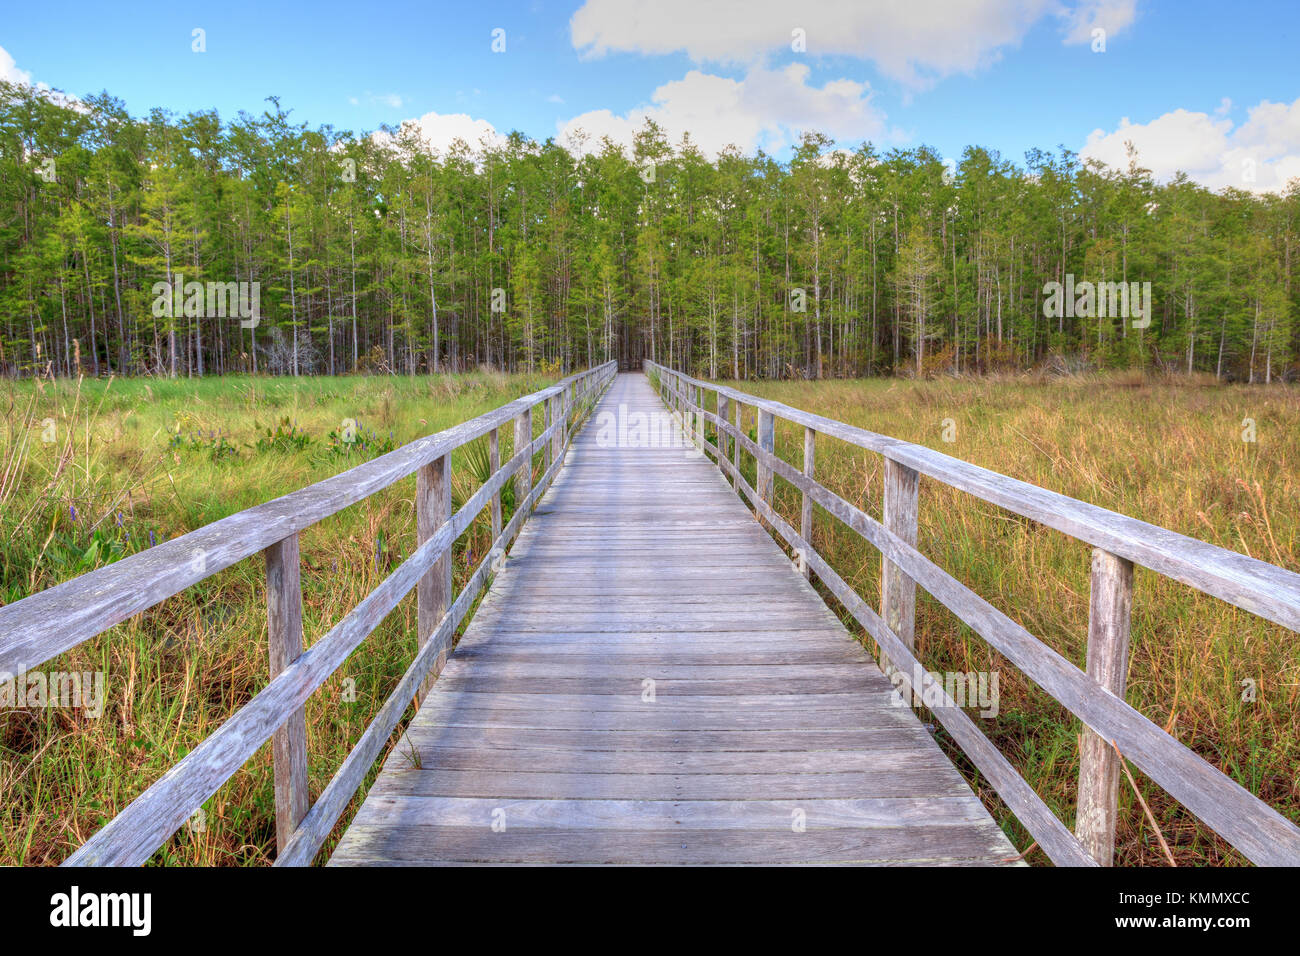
[0,368,555,865]
[711,371,1299,866]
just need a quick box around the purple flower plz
[148,530,156,547]
[69,505,77,522]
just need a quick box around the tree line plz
[2,81,1297,382]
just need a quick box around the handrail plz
[0,367,610,677]
[0,360,618,866]
[645,360,1300,867]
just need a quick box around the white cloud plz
[0,44,32,85]
[1081,97,1300,193]
[0,43,83,111]
[559,63,888,157]
[380,110,504,155]
[1059,0,1138,45]
[570,0,1137,87]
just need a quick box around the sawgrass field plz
[1,367,1297,865]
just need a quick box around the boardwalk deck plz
[329,373,1020,865]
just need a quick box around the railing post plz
[689,383,699,447]
[543,394,554,472]
[416,453,452,701]
[1077,547,1134,866]
[717,392,731,475]
[551,389,564,465]
[696,386,705,448]
[489,427,502,542]
[757,409,775,522]
[800,427,816,579]
[264,533,309,853]
[732,399,742,489]
[879,456,919,677]
[514,405,533,512]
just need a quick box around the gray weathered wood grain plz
[331,372,1020,866]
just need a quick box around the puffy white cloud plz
[570,0,1137,86]
[0,44,32,85]
[377,110,504,155]
[1081,97,1300,193]
[559,63,887,157]
[0,44,83,111]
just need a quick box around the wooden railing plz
[645,360,1300,867]
[0,360,617,866]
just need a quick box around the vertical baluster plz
[264,533,309,852]
[543,393,554,472]
[879,457,919,678]
[757,408,775,506]
[514,406,533,513]
[800,427,816,579]
[551,389,564,464]
[717,393,731,479]
[1076,548,1134,865]
[416,453,452,701]
[489,427,502,542]
[732,399,742,489]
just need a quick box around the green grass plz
[703,369,1300,865]
[0,369,559,865]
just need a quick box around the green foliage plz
[1,82,1297,383]
[251,417,312,453]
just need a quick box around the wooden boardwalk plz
[330,374,1018,865]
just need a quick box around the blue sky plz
[3,1,1298,190]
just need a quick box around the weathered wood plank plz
[879,456,919,676]
[330,824,1015,865]
[264,533,309,853]
[332,371,1021,867]
[1076,548,1134,866]
[415,453,452,702]
[350,795,995,830]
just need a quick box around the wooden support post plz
[757,409,775,522]
[732,400,742,489]
[1076,547,1134,866]
[514,406,533,513]
[416,453,452,701]
[489,427,502,542]
[551,390,564,464]
[879,457,919,677]
[800,427,816,579]
[689,384,699,447]
[717,393,731,474]
[264,533,309,852]
[543,395,554,471]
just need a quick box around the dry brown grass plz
[716,371,1299,866]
